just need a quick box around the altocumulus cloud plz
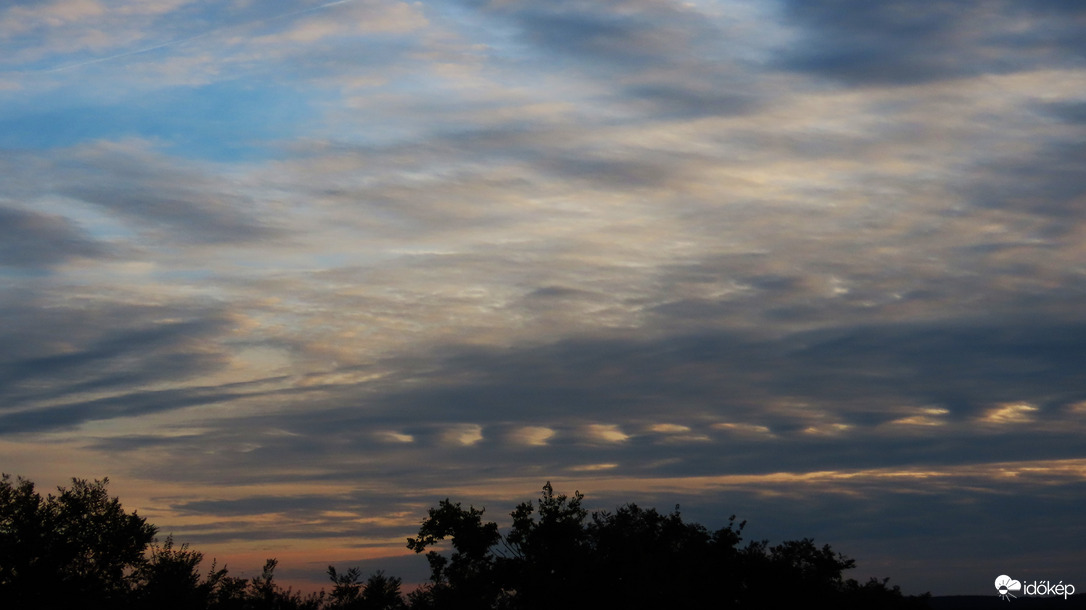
[0,0,1084,597]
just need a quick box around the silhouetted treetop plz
[407,481,928,610]
[2,475,926,609]
[0,475,325,610]
[1,474,156,609]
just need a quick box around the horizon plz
[2,0,1084,599]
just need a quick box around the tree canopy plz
[0,475,322,610]
[405,481,927,610]
[0,474,156,609]
[1,475,928,609]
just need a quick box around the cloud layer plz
[2,0,1084,595]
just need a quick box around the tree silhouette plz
[0,474,157,609]
[0,474,44,603]
[407,481,927,610]
[406,499,503,609]
[2,475,927,609]
[326,566,407,609]
[246,558,324,610]
[135,535,231,610]
[358,571,407,610]
[502,482,590,609]
[327,565,364,608]
[0,475,321,610]
[584,503,739,609]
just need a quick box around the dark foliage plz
[0,474,156,609]
[0,475,328,610]
[407,481,930,610]
[326,566,406,610]
[134,535,226,609]
[2,475,927,609]
[406,498,503,609]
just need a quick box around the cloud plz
[965,140,1086,221]
[647,423,689,434]
[213,316,1086,476]
[259,0,427,43]
[0,206,108,267]
[0,0,107,32]
[584,424,630,444]
[453,0,777,119]
[509,426,555,447]
[0,0,196,68]
[979,403,1038,425]
[776,0,1086,85]
[884,407,949,428]
[0,294,246,434]
[2,0,1085,596]
[1042,100,1086,125]
[377,431,415,444]
[37,141,283,244]
[442,424,484,446]
[568,463,619,472]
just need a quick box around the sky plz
[1,0,1085,597]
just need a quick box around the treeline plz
[1,475,929,609]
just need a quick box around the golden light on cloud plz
[546,458,1086,500]
[648,423,711,443]
[377,431,414,443]
[568,463,619,472]
[802,423,852,436]
[713,422,775,437]
[443,424,483,446]
[648,423,691,434]
[510,426,555,446]
[980,403,1038,425]
[888,407,949,427]
[584,424,629,443]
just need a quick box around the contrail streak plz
[38,0,360,73]
[41,31,215,73]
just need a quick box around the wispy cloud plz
[1,0,1084,595]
